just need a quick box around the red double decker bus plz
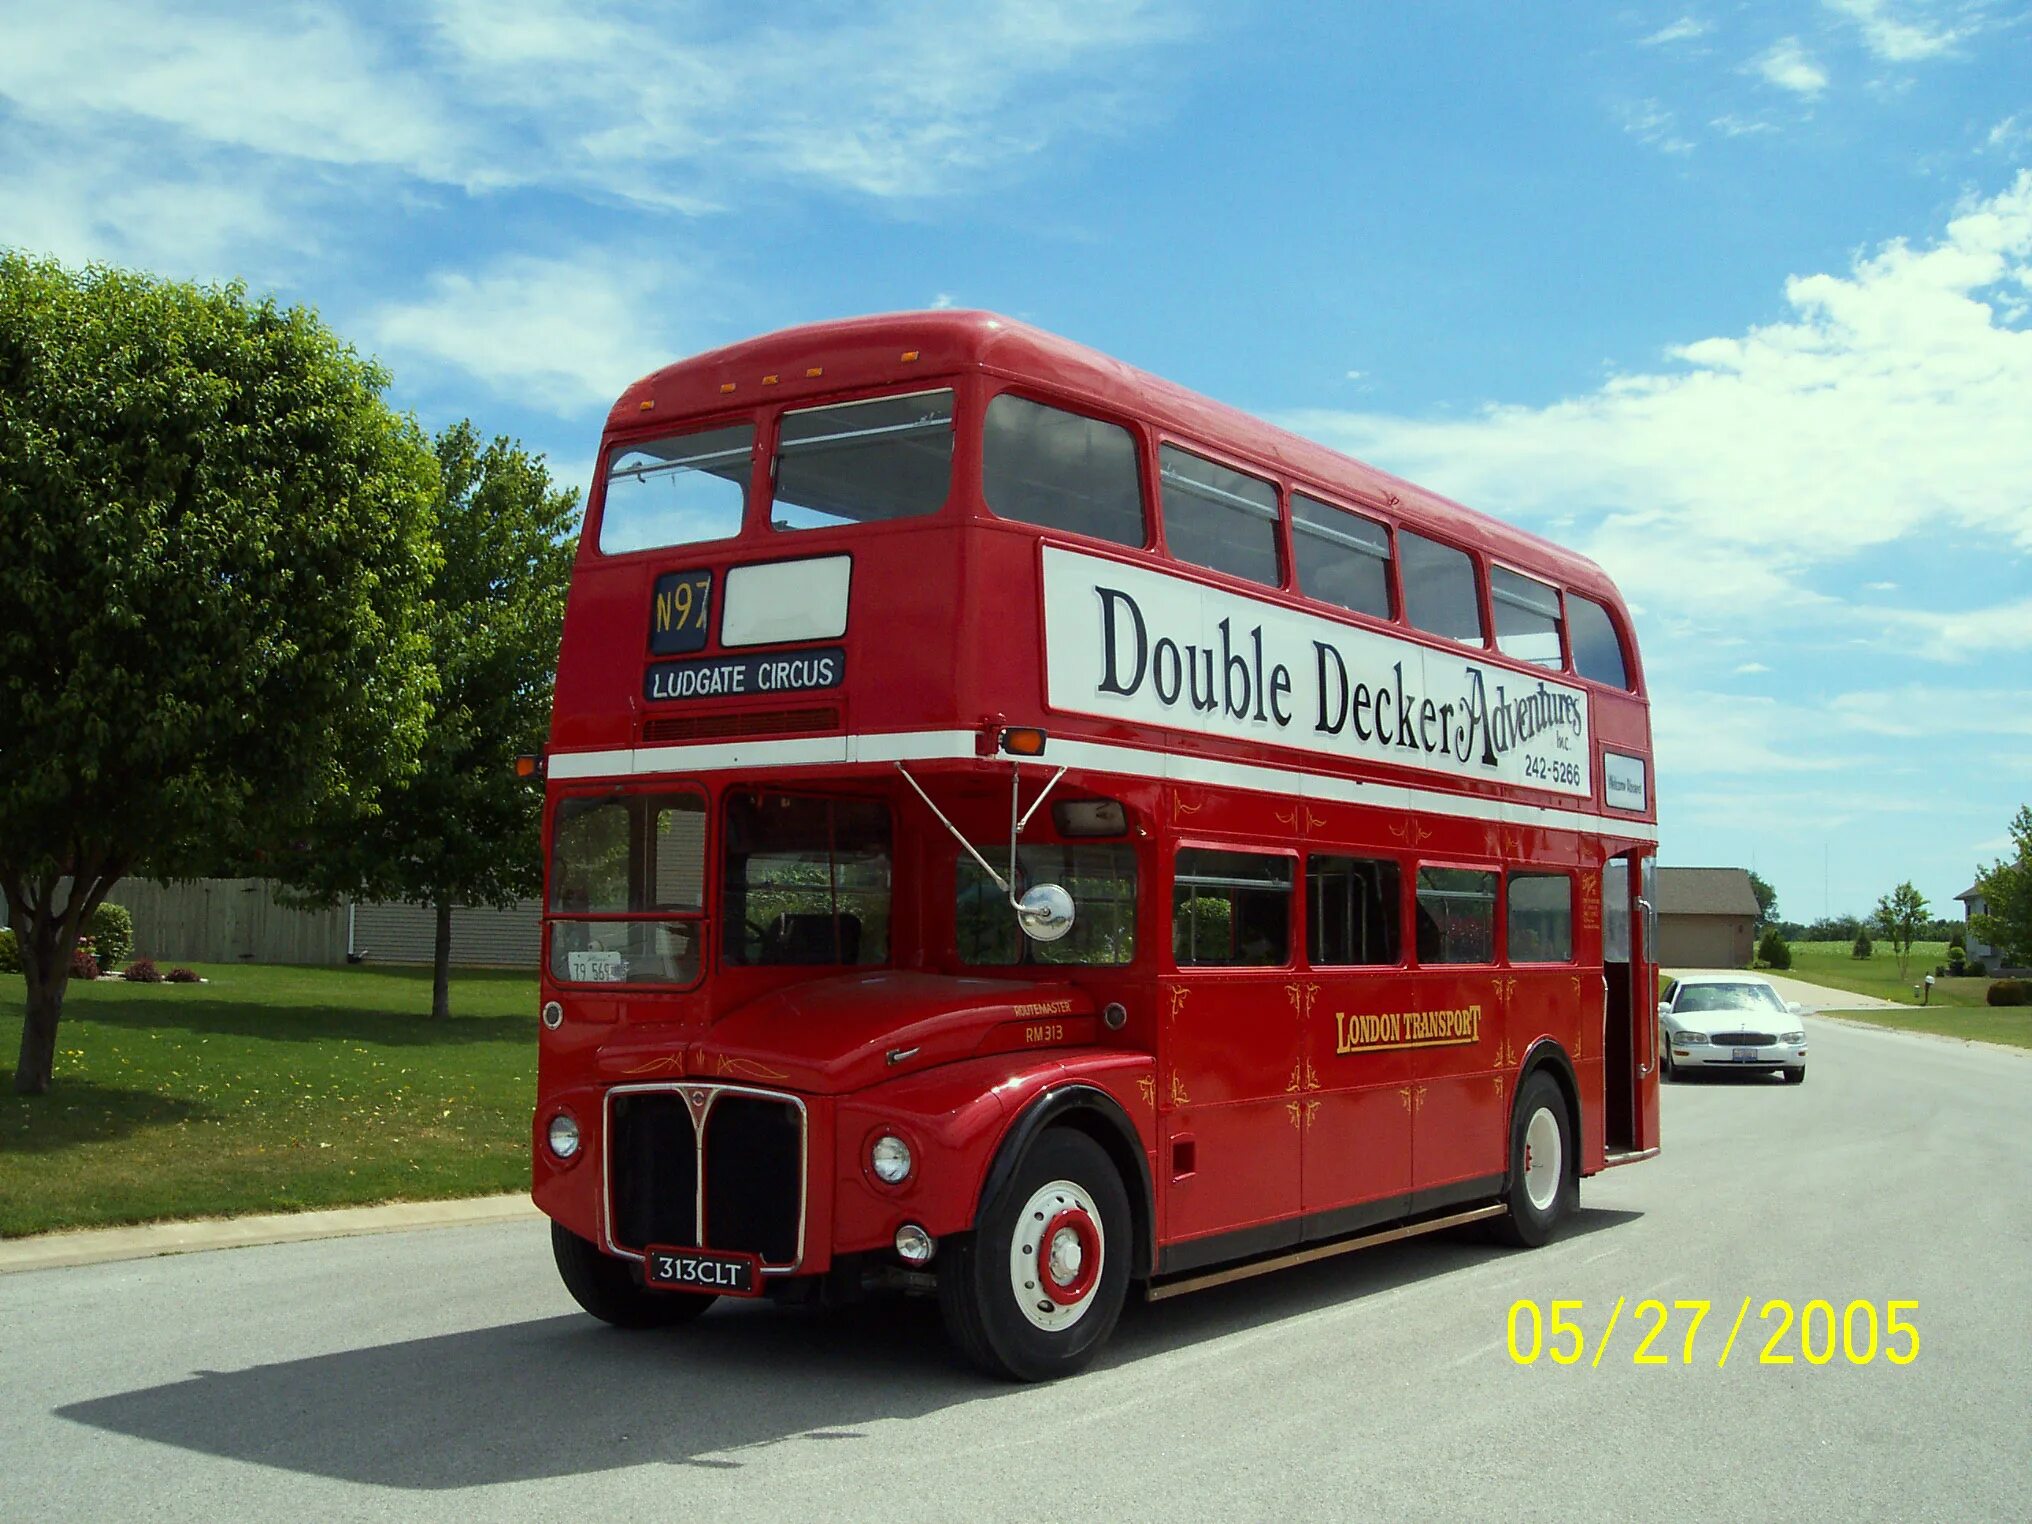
[532,311,1659,1380]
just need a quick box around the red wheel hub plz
[1037,1207,1100,1306]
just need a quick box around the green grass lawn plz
[1820,1006,2032,1050]
[1,963,536,1238]
[1776,940,1997,1009]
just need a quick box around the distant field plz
[1822,1007,2032,1050]
[0,964,536,1238]
[1777,940,1997,1009]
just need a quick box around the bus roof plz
[610,309,1621,605]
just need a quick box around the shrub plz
[1969,958,1988,977]
[124,957,164,983]
[165,966,201,983]
[1756,930,1792,969]
[0,927,19,975]
[1948,945,1967,973]
[1851,931,1873,959]
[1949,927,1966,951]
[89,903,134,967]
[1933,963,1950,978]
[1987,979,2027,1007]
[70,945,101,980]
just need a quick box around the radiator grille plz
[1712,1031,1777,1047]
[604,1085,806,1270]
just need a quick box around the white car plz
[1658,973,1808,1084]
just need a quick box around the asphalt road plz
[4,1015,2027,1521]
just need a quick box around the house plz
[1655,867,1761,969]
[1956,884,1996,965]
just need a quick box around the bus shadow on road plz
[56,1207,1638,1488]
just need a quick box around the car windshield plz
[1675,982,1785,1014]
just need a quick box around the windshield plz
[771,389,955,530]
[722,792,892,966]
[548,792,705,984]
[1675,982,1785,1014]
[957,844,1138,966]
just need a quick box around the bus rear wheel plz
[939,1128,1131,1382]
[1492,1071,1575,1248]
[551,1222,717,1328]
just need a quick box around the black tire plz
[1783,1066,1806,1086]
[1491,1071,1576,1248]
[1659,1047,1676,1083]
[939,1128,1132,1382]
[552,1222,717,1328]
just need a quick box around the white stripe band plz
[546,729,1658,843]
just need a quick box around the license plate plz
[643,1246,762,1297]
[1732,1047,1758,1062]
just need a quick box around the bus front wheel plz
[939,1128,1131,1381]
[551,1222,717,1328]
[1492,1071,1575,1248]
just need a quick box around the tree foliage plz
[1970,805,2032,969]
[1,253,438,1094]
[1872,880,1930,981]
[279,422,579,1016]
[1747,871,1778,925]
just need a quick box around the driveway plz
[1673,967,1914,1011]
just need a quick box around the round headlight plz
[546,1112,581,1161]
[871,1133,913,1184]
[541,1000,563,1031]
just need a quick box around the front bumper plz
[1669,1041,1806,1074]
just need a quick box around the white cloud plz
[1829,686,2032,737]
[368,253,691,415]
[1735,662,1772,674]
[1278,173,2032,625]
[1711,114,1778,137]
[1618,99,1696,155]
[1651,692,1848,777]
[1822,0,1967,62]
[1864,580,1899,590]
[1875,596,2032,661]
[1751,37,1830,96]
[0,1,1194,275]
[1989,115,2031,156]
[1641,17,1711,46]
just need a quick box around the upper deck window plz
[1491,566,1564,669]
[1399,530,1485,645]
[599,423,753,554]
[1568,593,1631,689]
[1158,445,1281,588]
[1291,493,1391,620]
[981,394,1144,547]
[771,389,955,532]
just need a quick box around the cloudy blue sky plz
[4,1,2027,927]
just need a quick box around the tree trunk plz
[432,901,454,1020]
[13,951,69,1096]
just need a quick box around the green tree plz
[1872,881,1931,982]
[1747,871,1779,925]
[278,423,578,1017]
[1970,805,2032,969]
[1,254,438,1095]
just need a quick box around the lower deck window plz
[956,844,1137,965]
[547,792,705,985]
[1416,866,1497,964]
[1507,872,1574,963]
[1174,848,1293,966]
[1307,856,1402,966]
[722,792,891,965]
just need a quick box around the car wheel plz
[1783,1066,1806,1086]
[1659,1047,1676,1083]
[552,1222,717,1328]
[939,1127,1132,1382]
[1491,1071,1575,1248]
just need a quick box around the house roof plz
[1956,884,1982,902]
[1655,867,1762,917]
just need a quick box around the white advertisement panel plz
[1042,546,1593,799]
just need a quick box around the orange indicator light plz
[999,726,1048,757]
[719,382,736,393]
[639,400,654,411]
[901,350,920,362]
[762,374,780,385]
[805,366,824,378]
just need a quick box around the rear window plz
[982,394,1144,547]
[771,390,954,531]
[1568,593,1631,689]
[599,423,753,553]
